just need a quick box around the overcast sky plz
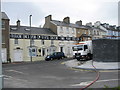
[1,0,119,27]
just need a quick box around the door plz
[14,49,23,62]
[1,48,7,63]
[42,48,45,56]
[60,47,63,52]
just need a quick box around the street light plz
[29,15,32,62]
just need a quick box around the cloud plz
[2,0,119,26]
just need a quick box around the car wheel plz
[45,59,49,61]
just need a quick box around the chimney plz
[86,22,92,27]
[16,20,20,27]
[103,23,107,28]
[45,15,52,22]
[113,25,116,29]
[75,20,82,25]
[63,17,70,24]
[106,23,109,28]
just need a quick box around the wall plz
[93,39,119,62]
[2,19,10,62]
[10,37,59,62]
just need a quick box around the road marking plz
[70,79,120,86]
[61,62,65,64]
[6,69,26,75]
[70,67,120,72]
[4,75,30,83]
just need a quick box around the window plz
[94,30,96,35]
[60,26,63,33]
[51,40,54,45]
[72,28,74,34]
[84,45,88,51]
[2,21,5,29]
[66,27,69,34]
[83,30,86,34]
[14,39,18,44]
[97,31,99,35]
[31,39,34,45]
[41,40,44,45]
[89,30,92,35]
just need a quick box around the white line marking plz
[6,70,25,74]
[4,75,30,83]
[71,79,120,86]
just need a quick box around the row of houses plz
[1,12,120,63]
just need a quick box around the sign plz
[10,34,80,41]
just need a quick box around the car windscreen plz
[72,45,83,51]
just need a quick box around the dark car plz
[45,52,66,61]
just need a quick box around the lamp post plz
[29,15,32,62]
[0,14,3,89]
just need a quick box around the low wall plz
[93,39,119,62]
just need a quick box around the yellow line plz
[61,62,65,64]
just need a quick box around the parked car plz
[45,52,66,61]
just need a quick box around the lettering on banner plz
[10,34,80,41]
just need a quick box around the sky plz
[1,0,120,27]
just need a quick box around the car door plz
[53,52,57,59]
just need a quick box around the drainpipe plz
[0,13,3,89]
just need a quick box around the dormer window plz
[11,27,17,30]
[25,28,30,31]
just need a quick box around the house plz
[100,23,120,39]
[43,15,78,57]
[10,20,59,62]
[86,21,107,39]
[75,21,92,41]
[1,12,10,63]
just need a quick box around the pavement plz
[63,59,120,70]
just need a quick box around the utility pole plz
[0,12,3,89]
[29,15,32,62]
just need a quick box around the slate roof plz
[51,20,91,29]
[10,25,57,35]
[92,26,107,32]
[101,24,120,31]
[1,12,9,19]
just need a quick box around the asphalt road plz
[2,59,120,89]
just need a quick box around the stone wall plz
[93,39,119,62]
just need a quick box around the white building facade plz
[43,15,79,57]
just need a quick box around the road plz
[2,59,119,89]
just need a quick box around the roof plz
[10,25,57,35]
[1,12,9,19]
[92,26,107,32]
[101,24,120,31]
[51,20,92,30]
